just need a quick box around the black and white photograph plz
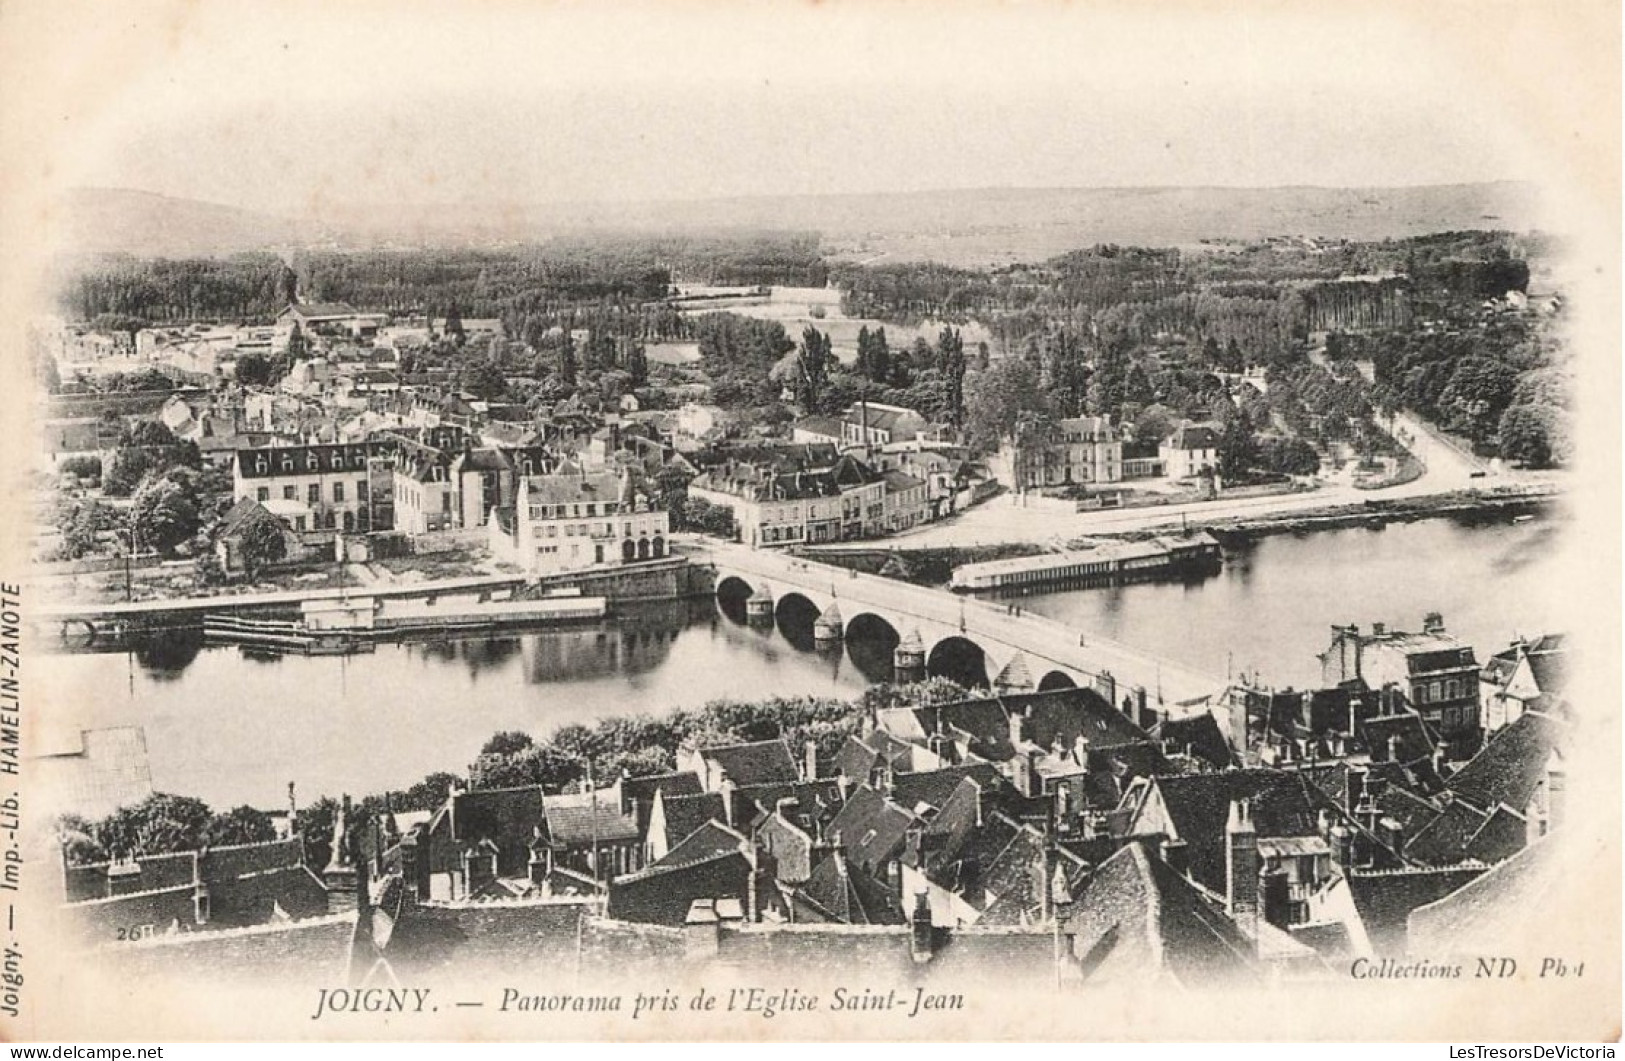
[0,0,1617,1043]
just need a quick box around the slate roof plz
[217,496,285,538]
[793,415,844,439]
[542,787,639,845]
[882,470,927,493]
[700,739,802,787]
[650,820,747,871]
[620,770,704,833]
[1167,423,1221,450]
[235,441,386,478]
[833,735,881,784]
[796,850,905,926]
[1444,711,1565,814]
[1524,652,1570,698]
[1407,838,1566,957]
[1375,784,1444,839]
[1153,712,1239,771]
[889,764,1003,817]
[827,786,916,874]
[658,792,728,850]
[524,471,627,506]
[1142,770,1322,894]
[450,786,546,849]
[286,302,360,319]
[1359,711,1438,764]
[734,777,847,833]
[1403,799,1490,866]
[1068,843,1259,987]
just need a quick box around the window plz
[333,482,345,503]
[309,484,321,504]
[281,456,294,472]
[256,487,269,502]
[442,493,452,513]
[357,481,368,500]
[284,486,296,500]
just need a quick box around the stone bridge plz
[691,541,1226,716]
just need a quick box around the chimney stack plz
[909,892,935,964]
[1225,799,1259,927]
[718,771,736,828]
[804,739,818,782]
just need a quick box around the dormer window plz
[255,458,267,474]
[281,456,294,471]
[307,453,318,470]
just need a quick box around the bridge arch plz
[1037,670,1078,692]
[714,575,755,624]
[927,635,990,690]
[773,592,821,650]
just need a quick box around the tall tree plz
[936,327,967,426]
[794,326,834,412]
[964,357,1052,449]
[131,472,201,557]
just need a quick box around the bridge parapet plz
[691,541,1226,712]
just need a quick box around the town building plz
[837,401,937,449]
[1479,633,1569,733]
[233,440,395,535]
[687,449,887,547]
[1159,422,1221,480]
[276,302,387,341]
[994,415,1124,491]
[487,469,668,576]
[1319,614,1484,753]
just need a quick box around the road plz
[888,409,1542,548]
[693,539,1225,710]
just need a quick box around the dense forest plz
[57,232,827,326]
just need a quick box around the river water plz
[39,511,1567,810]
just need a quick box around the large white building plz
[1159,422,1221,480]
[488,470,669,575]
[687,452,886,548]
[995,415,1124,491]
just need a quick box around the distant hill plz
[58,188,305,258]
[60,182,1542,266]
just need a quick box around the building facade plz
[489,470,669,575]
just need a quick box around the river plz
[38,510,1567,810]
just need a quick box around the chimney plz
[192,849,212,926]
[718,771,736,828]
[1225,799,1259,925]
[1007,706,1026,748]
[804,740,818,782]
[401,831,424,903]
[909,892,935,964]
[1330,823,1354,874]
[1372,621,1386,637]
[835,771,851,801]
[1423,612,1445,635]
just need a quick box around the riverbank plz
[800,486,1561,588]
[1195,487,1561,543]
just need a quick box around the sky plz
[3,1,1609,217]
